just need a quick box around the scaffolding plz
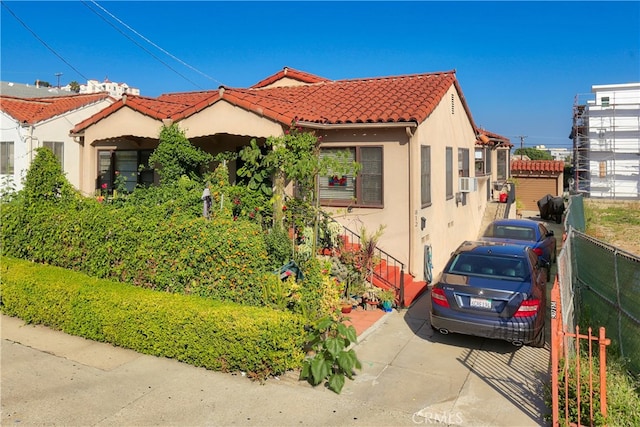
[570,86,640,200]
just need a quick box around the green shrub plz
[0,257,305,378]
[545,351,640,426]
[1,189,271,305]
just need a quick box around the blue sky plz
[2,1,639,149]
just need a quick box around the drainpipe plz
[406,126,415,278]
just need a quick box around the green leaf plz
[325,337,344,358]
[310,357,330,385]
[328,373,346,394]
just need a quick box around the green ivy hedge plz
[0,195,271,306]
[0,257,305,378]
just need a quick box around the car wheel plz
[530,323,546,348]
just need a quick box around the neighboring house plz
[70,67,511,283]
[571,82,640,199]
[510,160,565,210]
[62,77,140,99]
[0,93,115,191]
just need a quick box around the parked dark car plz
[479,218,556,281]
[430,241,547,348]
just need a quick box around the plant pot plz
[365,301,379,311]
[341,304,352,314]
[382,300,393,312]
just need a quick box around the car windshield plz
[485,225,536,241]
[448,253,530,281]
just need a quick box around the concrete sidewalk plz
[1,291,550,427]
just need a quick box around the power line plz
[1,2,89,82]
[88,0,223,86]
[80,1,205,90]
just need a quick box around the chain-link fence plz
[560,194,640,374]
[572,231,640,373]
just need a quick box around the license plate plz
[469,297,492,309]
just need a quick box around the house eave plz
[297,120,418,130]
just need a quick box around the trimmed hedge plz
[0,257,305,378]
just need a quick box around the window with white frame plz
[43,141,64,167]
[319,146,383,207]
[0,141,14,174]
[497,149,508,180]
[446,147,453,199]
[421,146,431,207]
[458,148,469,177]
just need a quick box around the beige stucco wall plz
[411,86,486,279]
[320,127,412,270]
[181,100,283,139]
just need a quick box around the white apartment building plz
[572,83,640,199]
[62,78,140,98]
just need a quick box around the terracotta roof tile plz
[476,127,512,147]
[226,70,459,125]
[511,160,565,172]
[72,68,493,135]
[0,93,112,125]
[251,67,330,88]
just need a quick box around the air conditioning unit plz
[459,177,477,193]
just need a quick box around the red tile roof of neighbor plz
[511,160,565,172]
[72,67,505,143]
[476,127,512,147]
[0,93,112,125]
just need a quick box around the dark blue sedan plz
[480,219,557,280]
[430,241,547,348]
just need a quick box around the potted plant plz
[362,290,380,311]
[378,289,396,312]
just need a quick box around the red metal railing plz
[550,278,611,426]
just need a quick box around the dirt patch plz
[584,199,640,257]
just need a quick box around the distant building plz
[534,145,571,162]
[0,81,70,98]
[571,83,640,199]
[62,78,140,99]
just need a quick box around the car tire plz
[530,324,546,348]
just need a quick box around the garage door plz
[515,177,558,210]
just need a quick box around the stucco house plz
[69,67,511,301]
[0,93,115,191]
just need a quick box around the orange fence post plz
[550,278,560,425]
[599,326,610,421]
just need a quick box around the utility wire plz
[87,0,224,87]
[80,1,204,90]
[1,2,90,82]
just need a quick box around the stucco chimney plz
[122,94,127,104]
[219,86,225,97]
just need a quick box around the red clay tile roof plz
[72,93,198,133]
[0,93,112,125]
[511,160,565,172]
[251,67,330,88]
[72,69,485,135]
[476,127,513,147]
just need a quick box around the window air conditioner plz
[459,177,477,193]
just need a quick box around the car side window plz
[539,224,548,238]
